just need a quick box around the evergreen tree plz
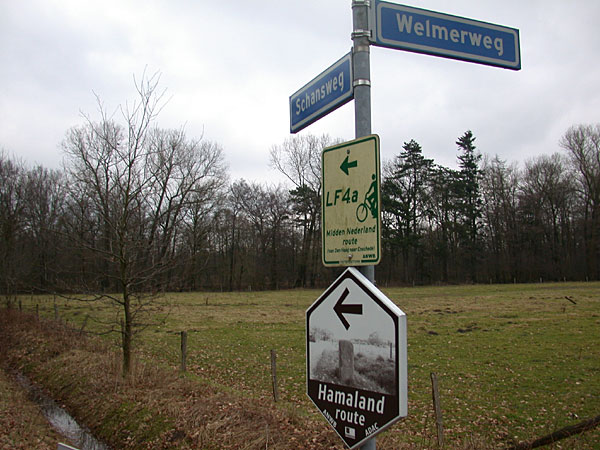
[456,130,483,282]
[382,139,433,283]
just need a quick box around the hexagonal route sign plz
[306,267,407,448]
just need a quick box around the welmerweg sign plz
[306,267,407,449]
[371,0,521,70]
[322,135,381,267]
[290,52,353,133]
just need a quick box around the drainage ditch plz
[15,373,110,450]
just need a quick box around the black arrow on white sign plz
[333,287,363,330]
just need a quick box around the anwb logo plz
[344,426,356,439]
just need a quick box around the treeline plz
[3,123,599,294]
[379,127,599,285]
[1,81,599,294]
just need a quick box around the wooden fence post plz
[79,315,89,335]
[431,372,444,447]
[180,331,188,372]
[270,349,278,402]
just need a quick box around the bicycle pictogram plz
[356,173,378,223]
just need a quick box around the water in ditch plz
[16,373,110,450]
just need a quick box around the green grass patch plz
[102,401,174,444]
[18,282,600,448]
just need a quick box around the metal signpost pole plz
[352,1,374,287]
[352,1,375,449]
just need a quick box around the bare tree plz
[481,155,521,282]
[178,188,225,291]
[270,134,337,287]
[519,154,576,279]
[0,153,27,302]
[62,72,226,375]
[230,180,291,289]
[560,124,600,278]
[23,166,66,290]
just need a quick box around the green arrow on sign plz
[340,155,358,175]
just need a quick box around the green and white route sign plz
[322,135,381,267]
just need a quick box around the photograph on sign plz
[308,285,397,395]
[322,135,381,267]
[306,268,407,449]
[371,0,521,70]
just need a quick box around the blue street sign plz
[371,1,521,70]
[290,52,354,134]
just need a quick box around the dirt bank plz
[0,309,342,450]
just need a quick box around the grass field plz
[20,281,600,448]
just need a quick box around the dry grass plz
[0,309,344,450]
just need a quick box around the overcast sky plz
[2,0,599,183]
